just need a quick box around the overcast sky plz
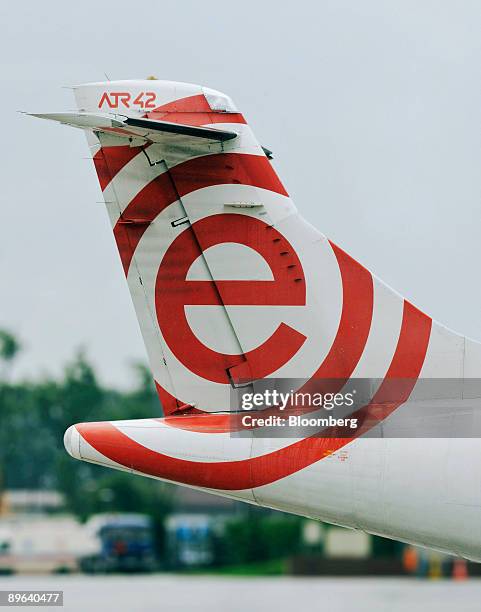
[1,1,480,388]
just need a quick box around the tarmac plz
[1,575,481,612]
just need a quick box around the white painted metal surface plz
[32,79,481,561]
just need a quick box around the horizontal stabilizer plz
[27,111,238,144]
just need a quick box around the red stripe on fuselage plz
[76,301,431,490]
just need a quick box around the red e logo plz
[155,214,307,384]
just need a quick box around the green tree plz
[0,330,20,380]
[0,349,174,558]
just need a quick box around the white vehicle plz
[31,78,481,561]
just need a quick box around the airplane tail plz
[30,79,481,419]
[29,79,481,562]
[67,80,306,415]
